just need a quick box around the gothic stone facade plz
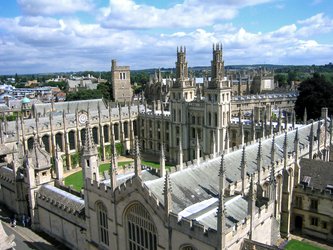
[0,46,331,250]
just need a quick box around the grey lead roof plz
[38,185,84,213]
[144,121,322,229]
[299,158,333,190]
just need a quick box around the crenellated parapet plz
[85,178,113,198]
[169,212,218,246]
[294,184,333,198]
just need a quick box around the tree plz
[295,73,333,120]
[274,74,288,87]
[97,82,112,100]
[66,89,103,101]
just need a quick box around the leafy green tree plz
[274,74,288,87]
[131,71,149,86]
[66,89,103,101]
[97,82,112,100]
[295,73,333,120]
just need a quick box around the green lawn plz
[285,240,325,250]
[64,161,133,191]
[141,160,173,169]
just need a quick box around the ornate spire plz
[248,174,256,240]
[178,136,183,169]
[224,128,229,153]
[251,110,256,141]
[134,136,141,177]
[163,171,172,216]
[110,141,118,191]
[269,109,274,135]
[82,121,97,154]
[241,145,247,195]
[159,144,166,177]
[257,139,263,175]
[196,133,200,165]
[55,143,63,181]
[269,163,277,198]
[283,131,288,169]
[317,121,322,158]
[294,127,299,143]
[292,110,296,129]
[212,131,216,157]
[278,109,282,132]
[303,107,307,124]
[271,135,275,164]
[81,120,99,182]
[217,154,226,250]
[219,154,226,192]
[309,121,314,159]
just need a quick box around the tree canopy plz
[295,73,333,120]
[66,88,103,101]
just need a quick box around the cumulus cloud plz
[100,0,263,29]
[297,13,333,37]
[0,0,332,74]
[17,0,93,16]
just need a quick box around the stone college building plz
[0,45,332,250]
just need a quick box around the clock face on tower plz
[79,113,88,124]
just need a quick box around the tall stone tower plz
[81,122,99,182]
[169,46,196,161]
[204,44,232,155]
[170,46,196,102]
[111,59,133,102]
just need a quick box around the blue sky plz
[0,0,332,74]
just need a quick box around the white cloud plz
[100,0,270,29]
[17,0,93,16]
[297,13,333,37]
[0,7,333,74]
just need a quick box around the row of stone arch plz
[26,121,137,152]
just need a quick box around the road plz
[0,205,68,250]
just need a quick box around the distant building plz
[111,59,133,102]
[67,77,98,92]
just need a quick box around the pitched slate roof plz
[144,121,322,229]
[38,185,84,213]
[300,158,333,190]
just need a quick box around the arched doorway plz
[295,215,303,231]
[68,131,76,150]
[27,137,34,150]
[92,127,99,145]
[42,135,50,153]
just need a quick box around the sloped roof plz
[144,121,321,229]
[27,140,51,170]
[300,158,333,190]
[38,184,84,213]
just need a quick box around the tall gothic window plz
[126,203,157,250]
[180,245,197,250]
[97,202,109,246]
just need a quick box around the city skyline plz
[0,0,332,74]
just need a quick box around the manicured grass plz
[285,240,325,250]
[64,161,133,191]
[64,160,173,191]
[64,170,83,191]
[99,161,133,172]
[141,160,173,169]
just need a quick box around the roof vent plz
[301,176,311,187]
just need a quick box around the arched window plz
[180,244,197,250]
[97,202,109,246]
[126,203,157,250]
